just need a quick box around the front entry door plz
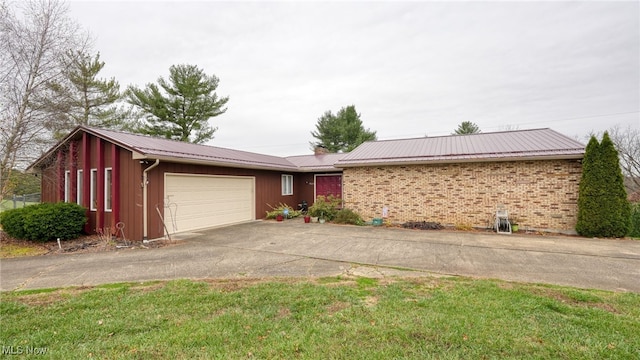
[315,174,342,199]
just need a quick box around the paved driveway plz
[2,220,639,292]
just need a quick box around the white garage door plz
[164,174,255,233]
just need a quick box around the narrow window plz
[77,170,83,206]
[64,171,71,202]
[281,174,293,196]
[90,169,97,211]
[104,168,112,212]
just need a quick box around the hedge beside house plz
[0,202,87,242]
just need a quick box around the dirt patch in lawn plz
[0,231,176,258]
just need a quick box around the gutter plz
[142,159,160,241]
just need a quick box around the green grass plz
[0,243,48,258]
[1,277,639,359]
[0,199,38,213]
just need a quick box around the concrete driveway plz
[2,220,639,292]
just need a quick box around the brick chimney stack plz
[314,145,328,155]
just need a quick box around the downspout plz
[142,159,160,242]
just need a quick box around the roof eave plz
[335,153,584,168]
[133,153,300,172]
[26,126,86,171]
[292,167,342,173]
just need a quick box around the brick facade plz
[342,159,582,233]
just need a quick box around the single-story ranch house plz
[28,126,585,241]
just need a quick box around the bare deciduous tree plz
[607,125,640,192]
[0,0,88,201]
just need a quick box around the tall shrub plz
[576,133,631,237]
[576,136,601,237]
[598,133,631,237]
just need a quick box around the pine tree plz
[41,51,122,138]
[453,121,481,135]
[126,64,229,144]
[310,105,376,152]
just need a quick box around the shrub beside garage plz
[0,202,87,242]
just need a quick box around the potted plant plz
[308,195,341,223]
[510,218,519,232]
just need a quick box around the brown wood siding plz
[40,167,58,203]
[37,130,344,241]
[117,148,143,242]
[143,162,306,240]
[295,173,316,207]
[37,134,141,240]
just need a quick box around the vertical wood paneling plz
[117,149,142,241]
[96,138,104,230]
[82,132,91,233]
[111,144,120,230]
[57,150,64,201]
[69,141,77,203]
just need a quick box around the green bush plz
[0,207,28,239]
[0,202,87,242]
[333,208,365,225]
[308,195,342,220]
[630,203,640,238]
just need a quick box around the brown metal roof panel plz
[337,149,584,167]
[338,128,584,166]
[86,126,297,169]
[285,153,346,171]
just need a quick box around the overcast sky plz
[67,0,640,156]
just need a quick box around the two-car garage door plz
[164,174,255,233]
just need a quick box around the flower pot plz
[276,214,284,222]
[310,216,319,223]
[511,224,519,232]
[304,216,311,223]
[319,218,326,224]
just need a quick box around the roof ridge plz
[81,125,290,159]
[371,128,553,143]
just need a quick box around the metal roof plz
[30,126,299,171]
[92,127,299,170]
[29,126,585,172]
[285,153,347,172]
[336,128,585,167]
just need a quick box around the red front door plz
[315,174,342,199]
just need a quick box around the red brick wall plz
[342,159,582,233]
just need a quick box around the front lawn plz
[1,277,638,359]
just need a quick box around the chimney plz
[314,145,328,155]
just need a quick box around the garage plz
[164,173,255,233]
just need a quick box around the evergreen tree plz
[576,136,601,237]
[126,64,229,144]
[576,133,631,237]
[598,132,631,237]
[310,105,376,152]
[453,121,481,135]
[41,51,122,138]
